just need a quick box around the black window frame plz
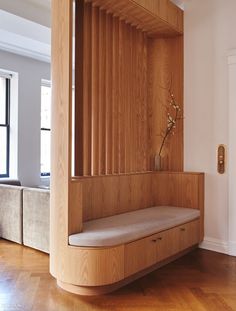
[40,83,51,177]
[0,78,10,178]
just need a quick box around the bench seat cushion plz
[69,206,200,247]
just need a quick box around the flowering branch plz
[158,89,182,157]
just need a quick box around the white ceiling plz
[26,0,50,10]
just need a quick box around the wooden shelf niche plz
[73,0,184,176]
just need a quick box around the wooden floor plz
[0,240,236,311]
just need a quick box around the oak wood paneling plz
[50,0,73,278]
[124,219,200,278]
[178,220,200,251]
[74,2,153,176]
[85,0,183,36]
[65,245,124,286]
[148,36,184,171]
[125,233,157,276]
[72,172,204,223]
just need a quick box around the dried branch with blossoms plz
[158,89,182,157]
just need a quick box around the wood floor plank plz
[0,240,236,311]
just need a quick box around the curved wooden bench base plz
[57,245,197,296]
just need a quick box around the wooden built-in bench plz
[50,0,203,297]
[51,172,204,296]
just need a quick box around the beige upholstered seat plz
[23,188,50,253]
[0,184,24,244]
[69,206,200,247]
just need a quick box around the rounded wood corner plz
[57,280,121,296]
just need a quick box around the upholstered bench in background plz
[0,184,24,244]
[23,188,50,253]
[0,184,50,253]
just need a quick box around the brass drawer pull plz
[151,236,162,242]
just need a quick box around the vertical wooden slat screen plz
[74,1,150,176]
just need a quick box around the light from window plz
[0,77,10,178]
[40,83,51,177]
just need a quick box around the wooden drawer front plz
[155,228,180,262]
[178,219,200,251]
[125,234,157,277]
[125,219,200,277]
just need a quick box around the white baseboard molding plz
[228,241,236,256]
[199,237,229,255]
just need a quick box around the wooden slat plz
[98,9,106,175]
[91,6,99,175]
[74,0,85,176]
[112,16,120,174]
[74,1,183,176]
[105,13,113,174]
[118,20,125,174]
[83,2,92,175]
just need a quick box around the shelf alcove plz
[50,0,204,295]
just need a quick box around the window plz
[0,76,10,178]
[40,81,51,177]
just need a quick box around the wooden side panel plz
[68,181,83,235]
[81,173,153,221]
[63,245,124,286]
[198,174,205,242]
[72,172,204,222]
[152,173,201,209]
[178,220,200,251]
[148,36,184,171]
[50,0,73,277]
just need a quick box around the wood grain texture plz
[125,220,200,277]
[50,0,203,297]
[74,2,151,176]
[50,0,73,278]
[68,181,83,235]
[178,220,200,251]
[125,233,158,276]
[2,240,236,310]
[62,245,124,286]
[74,1,183,176]
[72,172,204,223]
[148,36,184,171]
[85,0,183,36]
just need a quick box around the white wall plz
[0,50,50,187]
[184,0,236,253]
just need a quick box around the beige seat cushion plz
[69,206,200,247]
